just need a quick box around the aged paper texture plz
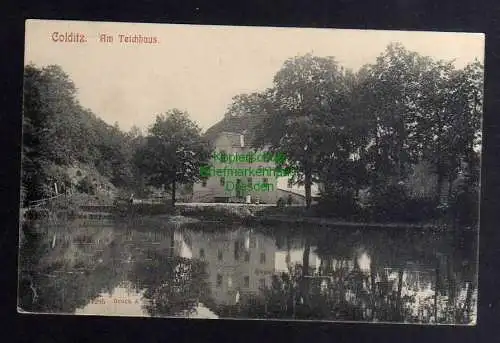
[19,19,483,324]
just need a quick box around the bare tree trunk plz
[302,238,310,276]
[301,236,311,306]
[170,232,175,257]
[370,255,377,320]
[447,174,454,203]
[434,260,440,323]
[447,255,457,321]
[396,268,403,321]
[436,165,444,206]
[305,169,312,209]
[286,235,291,272]
[462,280,475,323]
[171,180,176,207]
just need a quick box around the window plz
[199,248,205,259]
[244,251,250,262]
[287,178,293,188]
[217,250,223,261]
[259,278,266,289]
[234,241,241,260]
[249,236,257,249]
[260,252,266,264]
[217,274,223,287]
[263,178,268,184]
[227,276,233,288]
[247,178,252,186]
[202,179,207,187]
[244,276,250,287]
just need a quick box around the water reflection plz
[18,218,477,324]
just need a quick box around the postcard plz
[18,19,484,324]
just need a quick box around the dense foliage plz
[134,110,212,205]
[22,64,145,205]
[21,65,210,207]
[216,43,483,224]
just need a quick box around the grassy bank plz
[173,203,452,231]
[178,204,258,221]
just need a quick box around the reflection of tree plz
[232,262,373,320]
[268,261,416,321]
[300,235,311,306]
[216,225,476,323]
[244,229,451,322]
[18,220,127,313]
[19,263,127,313]
[127,250,212,317]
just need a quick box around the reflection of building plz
[183,228,276,306]
[192,131,321,204]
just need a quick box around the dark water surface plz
[18,217,478,324]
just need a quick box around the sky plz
[25,19,484,133]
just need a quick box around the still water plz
[18,217,478,324]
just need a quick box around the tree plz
[355,44,483,211]
[356,44,440,191]
[254,54,351,208]
[127,248,212,317]
[22,64,82,203]
[442,61,482,208]
[21,64,143,204]
[134,110,212,205]
[224,92,270,118]
[18,219,128,313]
[316,68,373,215]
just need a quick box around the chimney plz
[240,134,245,148]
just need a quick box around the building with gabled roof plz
[191,131,321,204]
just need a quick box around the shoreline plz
[23,202,467,232]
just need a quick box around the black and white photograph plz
[18,19,484,324]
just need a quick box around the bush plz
[368,184,407,222]
[402,197,440,222]
[450,186,479,227]
[368,184,439,223]
[76,176,95,195]
[24,208,51,221]
[317,191,362,220]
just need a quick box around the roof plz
[217,131,244,147]
[203,114,256,143]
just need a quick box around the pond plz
[18,217,478,324]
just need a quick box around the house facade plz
[192,131,321,204]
